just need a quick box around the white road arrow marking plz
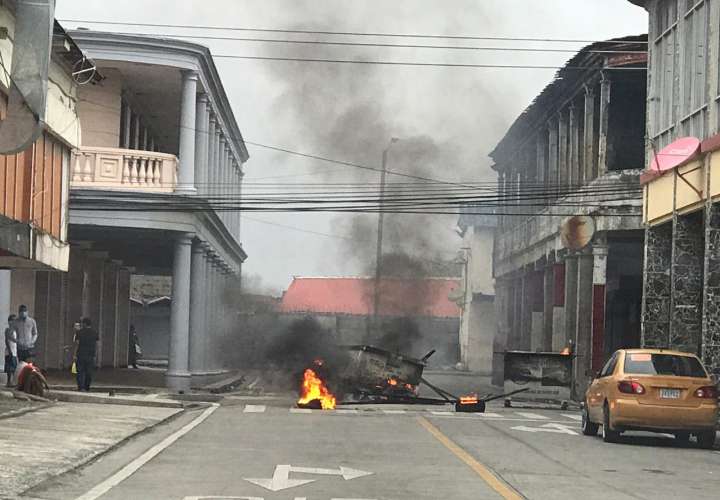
[290,465,373,480]
[244,464,373,492]
[244,465,316,492]
[511,422,578,435]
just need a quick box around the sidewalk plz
[0,401,182,498]
[44,366,167,391]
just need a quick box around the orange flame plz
[560,347,571,355]
[387,378,399,386]
[459,394,479,405]
[298,368,336,410]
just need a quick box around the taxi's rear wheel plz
[581,403,598,436]
[697,431,716,450]
[602,402,620,443]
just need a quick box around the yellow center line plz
[417,416,524,500]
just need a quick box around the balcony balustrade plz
[71,147,178,193]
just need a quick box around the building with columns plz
[26,30,248,391]
[490,37,647,398]
[628,0,720,375]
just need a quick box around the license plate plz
[660,388,681,399]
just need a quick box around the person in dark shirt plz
[73,317,99,392]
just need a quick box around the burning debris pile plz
[297,360,337,410]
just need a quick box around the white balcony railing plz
[71,147,178,193]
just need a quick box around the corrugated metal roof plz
[490,34,647,164]
[279,277,462,318]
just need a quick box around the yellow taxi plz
[581,349,718,448]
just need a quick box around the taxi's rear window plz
[624,353,707,377]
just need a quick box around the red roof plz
[279,277,462,318]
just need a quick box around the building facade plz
[0,2,95,371]
[22,30,249,390]
[629,0,720,374]
[491,37,648,397]
[456,211,496,375]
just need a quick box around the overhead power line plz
[68,29,648,55]
[213,54,645,70]
[244,140,477,188]
[59,19,649,44]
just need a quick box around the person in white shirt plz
[13,305,38,361]
[4,314,18,387]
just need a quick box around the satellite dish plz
[560,216,595,250]
[72,57,97,85]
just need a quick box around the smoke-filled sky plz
[57,0,647,293]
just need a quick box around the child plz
[4,314,17,388]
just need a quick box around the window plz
[650,0,712,144]
[624,353,707,377]
[651,1,679,137]
[599,352,619,377]
[679,0,708,137]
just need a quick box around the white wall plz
[77,69,123,148]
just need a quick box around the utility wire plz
[242,215,354,240]
[60,19,649,45]
[213,54,646,70]
[70,29,648,55]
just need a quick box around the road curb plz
[51,391,184,409]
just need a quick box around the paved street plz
[22,397,720,500]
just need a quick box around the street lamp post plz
[372,138,399,332]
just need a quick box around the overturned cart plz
[339,345,527,412]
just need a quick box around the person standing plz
[14,305,38,361]
[4,314,17,387]
[73,317,99,392]
[128,325,141,369]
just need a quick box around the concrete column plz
[207,113,216,198]
[492,279,510,384]
[204,252,216,372]
[542,263,554,351]
[547,118,559,192]
[583,85,596,182]
[195,94,209,197]
[132,114,140,150]
[116,268,131,368]
[189,240,208,381]
[122,102,131,148]
[218,135,227,212]
[591,241,608,373]
[671,212,704,353]
[177,71,198,193]
[536,132,547,187]
[598,74,611,177]
[642,223,673,348]
[511,278,523,350]
[558,111,568,189]
[703,201,720,374]
[167,233,193,391]
[575,252,594,398]
[238,168,244,239]
[520,272,533,351]
[100,262,120,367]
[569,104,580,187]
[563,255,578,350]
[213,129,222,198]
[552,262,567,350]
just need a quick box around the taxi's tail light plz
[694,386,718,399]
[618,380,645,395]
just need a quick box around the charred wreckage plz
[296,345,527,412]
